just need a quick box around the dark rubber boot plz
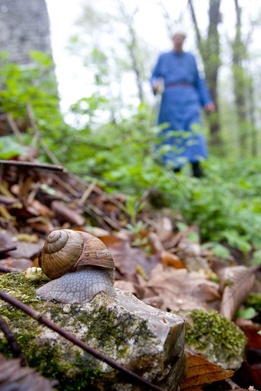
[191,161,204,178]
[173,167,181,173]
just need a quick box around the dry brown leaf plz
[219,266,256,320]
[148,232,165,253]
[0,257,33,271]
[85,226,111,237]
[15,233,39,243]
[155,216,173,242]
[140,264,220,311]
[160,251,185,269]
[102,236,160,281]
[180,351,234,390]
[236,319,261,349]
[0,354,57,391]
[8,240,43,260]
[177,239,202,257]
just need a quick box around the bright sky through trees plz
[46,0,261,114]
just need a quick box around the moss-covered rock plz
[180,309,246,369]
[0,273,186,391]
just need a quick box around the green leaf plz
[0,136,28,159]
[236,307,257,320]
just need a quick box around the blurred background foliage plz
[1,0,261,263]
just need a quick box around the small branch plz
[0,291,164,391]
[26,102,61,166]
[79,182,97,205]
[0,160,66,173]
[0,315,27,366]
[0,266,21,274]
[0,245,17,255]
[187,0,202,48]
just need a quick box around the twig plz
[86,204,121,230]
[52,174,81,198]
[0,314,27,366]
[26,102,61,166]
[0,291,164,391]
[79,182,97,205]
[0,245,17,254]
[0,160,66,173]
[0,266,21,274]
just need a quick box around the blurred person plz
[150,28,215,177]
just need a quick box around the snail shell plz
[36,229,116,304]
[39,229,115,280]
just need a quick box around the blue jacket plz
[151,51,213,167]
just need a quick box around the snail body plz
[36,229,116,304]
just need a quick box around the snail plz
[36,229,116,304]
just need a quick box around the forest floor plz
[0,158,260,391]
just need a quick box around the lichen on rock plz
[180,309,246,369]
[0,273,186,391]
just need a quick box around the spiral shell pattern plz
[39,230,84,279]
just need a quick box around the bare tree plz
[188,0,222,147]
[118,4,145,104]
[231,0,257,156]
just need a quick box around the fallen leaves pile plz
[0,158,260,391]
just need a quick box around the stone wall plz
[0,0,52,64]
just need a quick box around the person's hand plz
[152,80,163,95]
[204,102,216,113]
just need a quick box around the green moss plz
[181,309,246,369]
[84,305,154,355]
[28,342,100,391]
[0,273,101,390]
[0,273,168,390]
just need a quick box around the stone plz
[0,273,186,391]
[181,309,246,370]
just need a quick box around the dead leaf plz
[0,258,33,271]
[155,215,173,242]
[181,351,234,390]
[148,232,165,253]
[0,354,57,390]
[140,264,220,311]
[8,240,43,260]
[236,319,261,350]
[102,236,160,281]
[219,266,256,320]
[160,251,185,269]
[15,233,39,243]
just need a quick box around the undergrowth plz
[1,54,261,262]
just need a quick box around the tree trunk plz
[231,0,249,156]
[118,4,145,104]
[247,74,258,157]
[0,0,52,64]
[188,0,222,148]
